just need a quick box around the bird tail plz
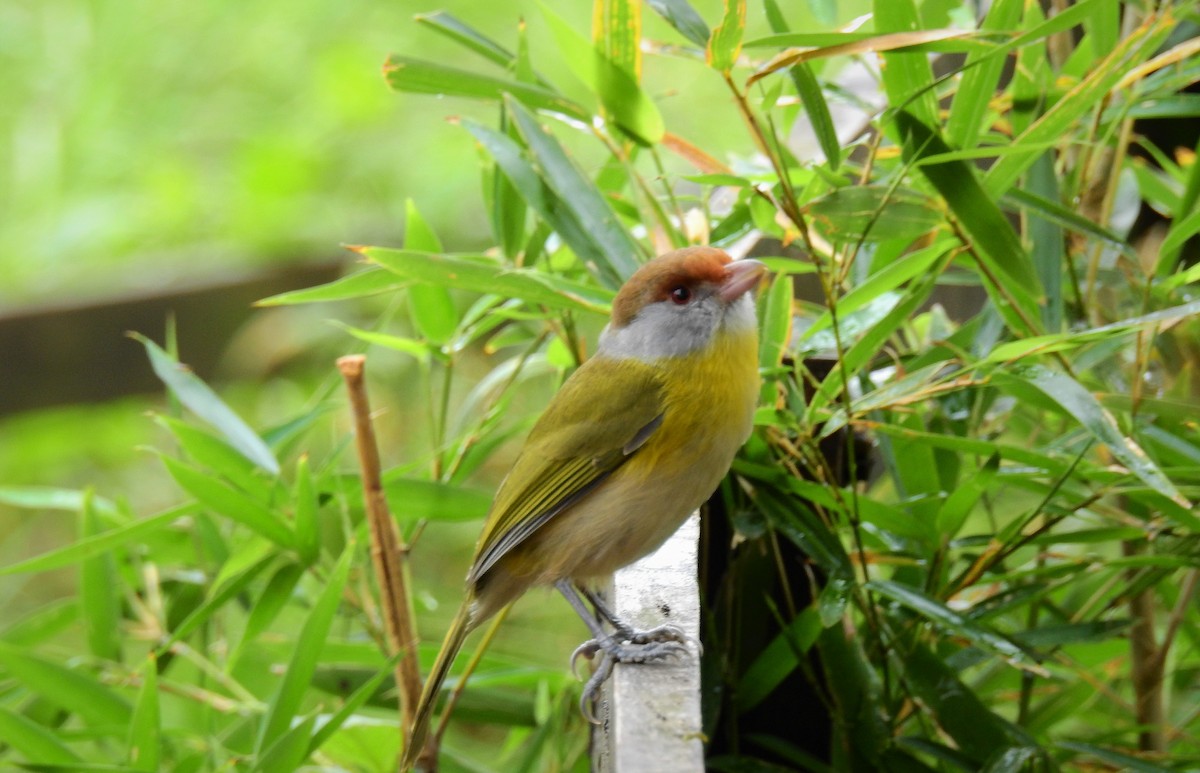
[401,600,473,772]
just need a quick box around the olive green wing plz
[467,357,665,584]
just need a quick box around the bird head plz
[599,246,766,361]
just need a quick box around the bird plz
[403,245,765,770]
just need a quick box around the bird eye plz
[670,286,691,304]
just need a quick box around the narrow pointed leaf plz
[257,267,403,306]
[162,456,295,547]
[646,0,709,47]
[133,334,280,475]
[0,640,133,729]
[403,200,457,345]
[128,655,160,772]
[0,706,83,765]
[507,98,644,284]
[1006,365,1192,514]
[706,0,746,73]
[257,544,354,754]
[359,247,614,313]
[382,56,587,121]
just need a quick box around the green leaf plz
[402,199,457,346]
[983,17,1173,197]
[378,475,493,523]
[256,544,354,755]
[506,98,644,285]
[133,334,281,475]
[306,656,401,756]
[1003,365,1193,516]
[159,550,276,652]
[128,655,160,772]
[944,0,1023,149]
[935,452,999,539]
[541,4,663,145]
[360,248,613,314]
[867,580,1032,664]
[233,562,305,667]
[736,607,821,713]
[895,111,1043,338]
[0,486,116,515]
[294,456,320,565]
[0,640,133,730]
[257,267,404,306]
[255,714,316,772]
[156,415,274,501]
[382,55,587,121]
[759,270,793,372]
[646,0,709,47]
[0,706,83,765]
[465,119,620,276]
[79,491,121,662]
[873,0,938,126]
[414,11,520,71]
[806,186,942,243]
[161,456,296,548]
[0,504,194,575]
[1056,741,1176,773]
[803,240,953,341]
[332,322,444,363]
[706,0,746,73]
[898,643,1033,763]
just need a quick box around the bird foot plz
[570,627,694,724]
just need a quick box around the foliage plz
[3,0,1200,771]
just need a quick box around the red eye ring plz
[670,286,691,304]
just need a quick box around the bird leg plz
[554,580,692,723]
[576,584,688,647]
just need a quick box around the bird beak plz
[719,259,767,303]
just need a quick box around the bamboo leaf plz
[359,247,614,313]
[0,640,133,729]
[736,607,821,713]
[0,486,117,515]
[706,0,746,74]
[806,185,943,243]
[802,240,954,341]
[414,11,520,71]
[403,200,457,346]
[294,456,320,565]
[506,98,644,285]
[895,111,1043,338]
[873,0,938,127]
[133,334,281,475]
[0,706,83,765]
[984,17,1173,197]
[256,544,354,754]
[161,456,296,548]
[0,504,194,575]
[306,656,401,756]
[542,2,663,145]
[79,491,121,662]
[382,55,588,121]
[898,643,1034,763]
[257,267,403,306]
[1003,365,1193,515]
[128,655,160,772]
[869,580,1032,664]
[944,0,1023,148]
[646,0,709,47]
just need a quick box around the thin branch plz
[337,355,424,751]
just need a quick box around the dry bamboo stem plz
[337,355,424,757]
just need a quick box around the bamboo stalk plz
[337,355,424,762]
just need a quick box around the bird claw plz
[571,627,696,723]
[579,654,615,725]
[571,639,601,679]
